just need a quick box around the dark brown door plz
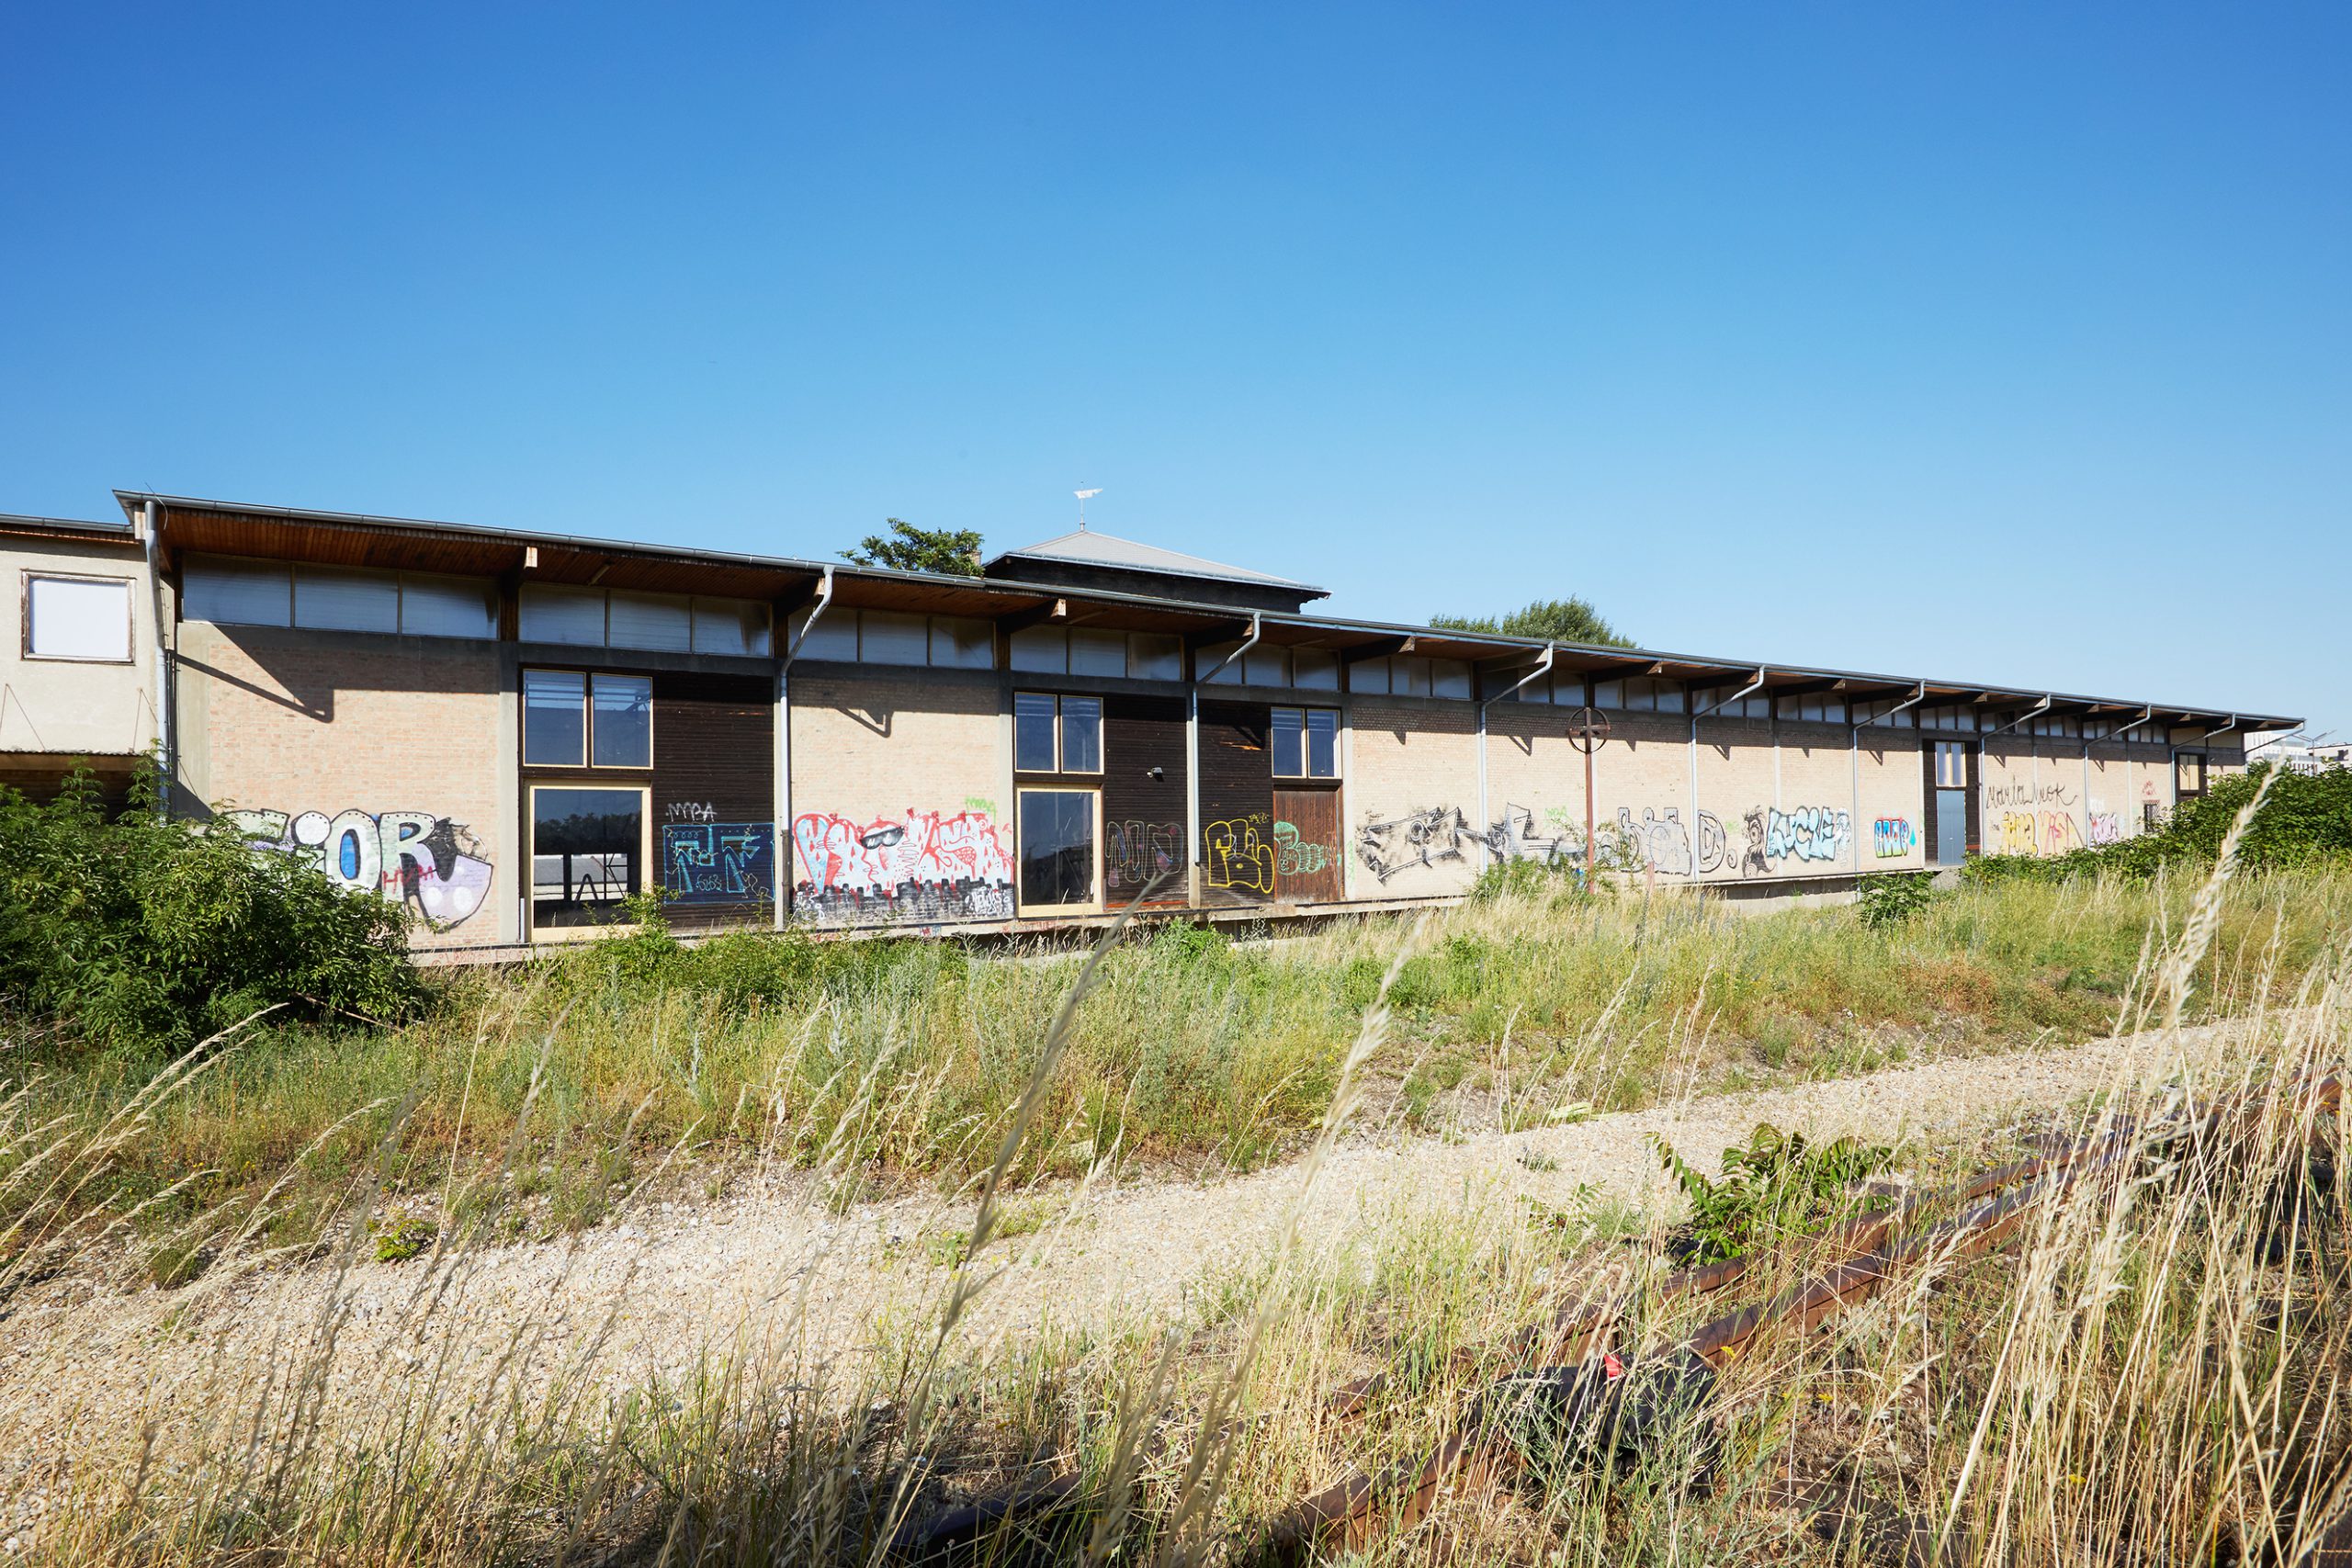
[1272,787,1342,903]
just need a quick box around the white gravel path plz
[2,1018,2213,1468]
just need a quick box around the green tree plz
[843,518,984,576]
[1429,596,1633,649]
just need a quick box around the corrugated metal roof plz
[985,527,1327,594]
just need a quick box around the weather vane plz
[1074,488,1102,529]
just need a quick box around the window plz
[522,584,772,656]
[2176,750,2207,799]
[1694,683,1770,719]
[1850,696,1918,728]
[1776,692,1845,725]
[1069,629,1125,677]
[1014,693,1102,773]
[1005,626,1187,680]
[1919,703,1979,733]
[524,669,652,768]
[182,556,501,640]
[1349,654,1472,698]
[1934,741,1969,790]
[531,785,647,930]
[1598,676,1685,714]
[1127,634,1182,681]
[1016,788,1098,911]
[25,574,131,661]
[1271,707,1340,779]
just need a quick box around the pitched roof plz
[984,527,1327,595]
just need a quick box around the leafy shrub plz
[1966,762,2352,885]
[1856,872,1936,929]
[0,767,427,1055]
[1651,1122,1897,1262]
[536,892,962,1010]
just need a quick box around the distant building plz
[0,490,2300,954]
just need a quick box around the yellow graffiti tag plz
[1204,818,1276,894]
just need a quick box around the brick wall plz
[175,621,507,947]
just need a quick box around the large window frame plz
[527,783,653,937]
[1014,785,1102,916]
[523,668,655,771]
[1270,706,1340,780]
[1012,692,1103,775]
[23,571,134,663]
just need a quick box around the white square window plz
[27,575,132,660]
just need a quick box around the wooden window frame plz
[1269,705,1341,780]
[22,570,135,664]
[1012,691,1103,777]
[526,782,655,941]
[1013,784,1103,916]
[522,666,656,772]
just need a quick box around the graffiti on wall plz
[1356,806,1482,884]
[1614,806,1693,876]
[791,808,1015,925]
[1487,803,1580,867]
[1994,810,2085,858]
[2087,811,2124,847]
[1762,805,1852,865]
[1107,819,1182,893]
[662,823,776,904]
[1872,818,1917,859]
[1204,815,1276,895]
[228,807,495,927]
[1272,820,1332,875]
[1985,781,2076,811]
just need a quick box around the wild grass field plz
[6,861,2345,1275]
[5,771,2350,1563]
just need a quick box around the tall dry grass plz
[4,823,2350,1562]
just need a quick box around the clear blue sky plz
[5,5,2344,735]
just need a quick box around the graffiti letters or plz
[662,823,776,904]
[1107,819,1182,892]
[1356,806,1482,884]
[1873,818,1917,859]
[228,807,494,927]
[1762,806,1852,865]
[1992,808,2088,858]
[791,808,1016,926]
[1695,810,1728,874]
[1272,820,1332,875]
[1204,816,1276,895]
[1614,806,1693,876]
[1985,781,2076,810]
[2086,804,2123,847]
[1483,803,1580,867]
[664,800,717,824]
[1741,806,1771,876]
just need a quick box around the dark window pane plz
[524,669,586,765]
[1015,692,1058,772]
[1306,709,1338,778]
[591,674,653,767]
[1060,696,1102,773]
[1269,707,1304,777]
[1018,790,1094,907]
[532,786,642,927]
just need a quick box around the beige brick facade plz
[1345,697,1481,898]
[175,621,508,947]
[786,666,1014,925]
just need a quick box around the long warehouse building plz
[0,492,2297,955]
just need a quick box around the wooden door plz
[1272,786,1342,903]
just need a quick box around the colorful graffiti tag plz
[1872,817,1917,859]
[791,808,1015,925]
[1762,805,1853,865]
[227,807,495,927]
[1106,819,1182,893]
[661,823,776,904]
[1204,815,1276,895]
[1272,820,1331,875]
